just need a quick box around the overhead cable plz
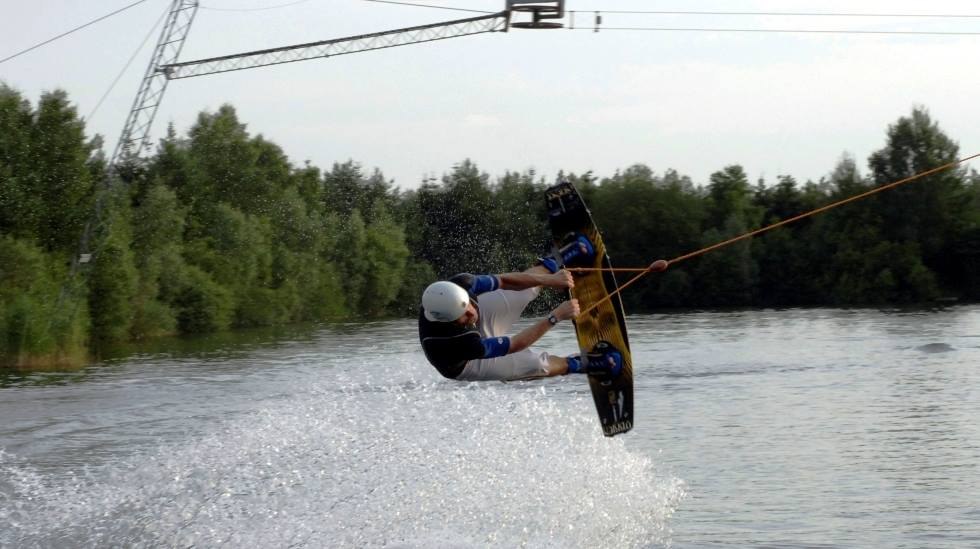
[199,0,313,12]
[570,9,980,19]
[362,0,493,14]
[572,26,980,36]
[0,0,152,65]
[87,4,171,122]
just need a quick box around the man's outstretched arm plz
[508,299,579,354]
[497,267,573,292]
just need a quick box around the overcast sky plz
[2,0,979,189]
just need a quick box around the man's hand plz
[552,299,580,322]
[543,269,574,289]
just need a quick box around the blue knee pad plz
[559,234,595,267]
[539,234,596,273]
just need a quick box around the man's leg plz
[458,352,573,381]
[457,349,551,381]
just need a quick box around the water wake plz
[1,367,685,548]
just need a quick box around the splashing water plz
[1,364,685,548]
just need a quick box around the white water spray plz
[1,361,685,548]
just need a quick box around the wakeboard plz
[545,180,634,437]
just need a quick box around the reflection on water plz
[2,306,980,547]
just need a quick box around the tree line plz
[1,83,978,368]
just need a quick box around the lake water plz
[2,306,979,548]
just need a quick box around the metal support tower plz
[161,11,510,80]
[110,0,198,167]
[57,0,199,315]
[160,1,567,80]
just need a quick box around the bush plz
[0,236,89,368]
[172,265,234,333]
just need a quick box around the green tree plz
[409,160,501,277]
[489,170,548,270]
[184,203,277,326]
[589,165,704,310]
[360,203,410,316]
[952,170,980,298]
[129,182,184,338]
[293,162,323,210]
[751,175,825,306]
[692,216,757,306]
[868,108,967,294]
[705,165,762,231]
[149,123,194,205]
[333,209,369,312]
[0,87,100,251]
[182,105,289,217]
[171,265,234,333]
[302,212,349,320]
[323,161,395,219]
[0,85,36,239]
[393,259,438,316]
[0,235,89,367]
[87,187,138,346]
[690,165,762,306]
[30,90,100,252]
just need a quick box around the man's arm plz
[509,299,579,354]
[497,269,573,292]
[499,260,669,292]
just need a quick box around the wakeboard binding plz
[585,340,624,379]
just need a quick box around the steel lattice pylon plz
[110,0,198,168]
[53,0,200,322]
[161,12,509,80]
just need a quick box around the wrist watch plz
[548,314,559,326]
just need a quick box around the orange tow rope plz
[575,152,980,318]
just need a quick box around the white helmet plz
[422,281,469,322]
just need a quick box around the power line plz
[87,4,171,122]
[199,0,314,12]
[362,0,493,14]
[356,0,980,25]
[570,9,980,19]
[0,0,152,65]
[572,26,980,36]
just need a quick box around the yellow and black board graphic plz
[546,181,633,437]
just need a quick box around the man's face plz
[454,301,478,326]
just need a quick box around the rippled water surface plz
[2,306,979,548]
